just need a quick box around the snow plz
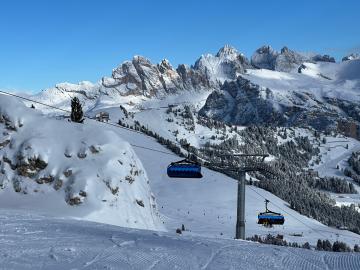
[244,60,360,105]
[2,45,360,260]
[15,88,360,246]
[106,123,360,247]
[0,95,163,231]
[0,209,359,270]
[309,133,360,209]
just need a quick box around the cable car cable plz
[0,90,180,157]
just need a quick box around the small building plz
[95,112,110,122]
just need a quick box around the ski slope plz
[0,209,359,270]
[2,93,360,247]
[103,121,360,247]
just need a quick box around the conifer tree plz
[71,97,84,123]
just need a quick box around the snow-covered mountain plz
[33,45,360,137]
[193,44,251,84]
[0,95,162,230]
[201,58,360,133]
[251,45,335,72]
[3,44,360,256]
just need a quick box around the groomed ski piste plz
[1,209,360,270]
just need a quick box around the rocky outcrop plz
[251,46,336,72]
[312,54,335,63]
[101,45,252,97]
[34,45,345,113]
[251,45,279,70]
[274,46,309,72]
[199,76,359,132]
[0,96,163,231]
[101,56,212,97]
[342,53,360,62]
[193,45,251,83]
[199,77,286,126]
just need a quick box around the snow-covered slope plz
[11,44,360,246]
[110,123,360,247]
[1,209,359,270]
[251,45,335,72]
[200,59,360,131]
[0,95,162,230]
[4,92,360,246]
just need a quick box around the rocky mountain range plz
[34,45,360,136]
[4,44,360,249]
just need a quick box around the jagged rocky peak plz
[216,44,239,58]
[251,45,316,72]
[175,64,212,90]
[251,45,279,70]
[193,45,250,83]
[102,55,163,96]
[158,59,173,73]
[252,45,338,72]
[275,46,309,72]
[312,54,336,63]
[132,55,155,70]
[101,53,213,97]
[342,53,360,62]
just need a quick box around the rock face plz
[251,45,336,72]
[199,74,360,133]
[33,45,348,132]
[251,45,309,72]
[275,46,309,72]
[36,44,340,106]
[101,55,212,97]
[193,45,251,84]
[251,45,279,70]
[199,77,286,126]
[35,45,254,107]
[312,54,336,63]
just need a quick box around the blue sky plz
[1,0,359,93]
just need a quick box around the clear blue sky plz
[1,0,359,93]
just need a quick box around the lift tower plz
[216,154,273,240]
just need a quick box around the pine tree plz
[71,97,84,123]
[323,240,332,251]
[316,239,323,251]
[302,242,311,249]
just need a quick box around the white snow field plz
[111,124,360,247]
[0,95,163,231]
[0,209,359,270]
[243,59,360,108]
